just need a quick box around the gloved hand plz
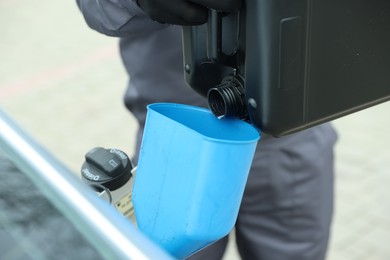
[136,0,241,25]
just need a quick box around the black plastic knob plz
[81,147,133,191]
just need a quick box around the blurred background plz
[0,1,389,259]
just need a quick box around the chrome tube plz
[0,108,173,260]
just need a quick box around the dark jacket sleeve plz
[76,0,168,37]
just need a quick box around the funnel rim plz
[147,103,260,144]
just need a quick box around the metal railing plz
[0,108,173,260]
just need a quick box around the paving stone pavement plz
[1,1,389,259]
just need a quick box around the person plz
[76,1,338,259]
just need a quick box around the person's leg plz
[236,124,337,260]
[186,235,229,260]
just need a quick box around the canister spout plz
[207,76,248,120]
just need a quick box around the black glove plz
[137,0,241,25]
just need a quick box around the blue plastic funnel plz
[132,103,260,259]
